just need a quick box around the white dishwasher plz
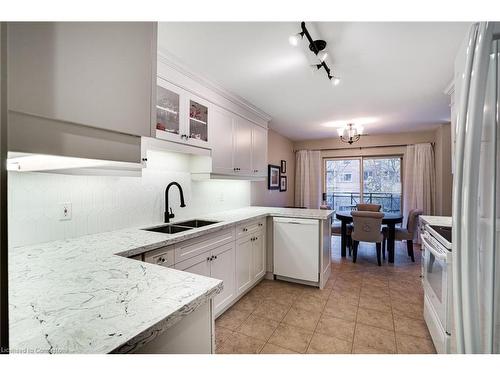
[273,217,319,283]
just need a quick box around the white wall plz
[8,150,251,248]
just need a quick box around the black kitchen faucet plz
[164,182,186,223]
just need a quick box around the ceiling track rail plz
[300,22,333,80]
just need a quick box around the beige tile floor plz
[215,237,436,354]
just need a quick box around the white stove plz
[421,222,453,353]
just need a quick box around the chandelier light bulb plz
[332,77,341,86]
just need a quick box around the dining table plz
[335,210,404,263]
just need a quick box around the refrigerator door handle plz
[460,22,495,354]
[452,23,480,354]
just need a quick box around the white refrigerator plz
[452,22,500,354]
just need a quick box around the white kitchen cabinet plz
[175,251,211,278]
[173,236,236,316]
[235,235,254,295]
[134,300,213,354]
[203,105,267,178]
[211,243,236,314]
[251,124,268,177]
[252,232,266,280]
[155,78,211,149]
[210,106,235,175]
[236,220,266,296]
[233,117,253,175]
[8,22,156,138]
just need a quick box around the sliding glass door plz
[324,156,402,214]
[325,158,362,211]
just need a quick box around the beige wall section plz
[434,124,453,216]
[251,129,295,207]
[293,127,453,215]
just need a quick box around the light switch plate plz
[59,202,72,221]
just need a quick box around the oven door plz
[421,232,449,332]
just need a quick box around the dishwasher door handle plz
[273,217,318,225]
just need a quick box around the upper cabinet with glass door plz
[155,78,211,149]
[187,95,210,148]
[156,80,181,139]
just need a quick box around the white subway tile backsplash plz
[8,150,250,247]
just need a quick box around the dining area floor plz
[215,237,436,354]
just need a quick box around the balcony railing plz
[326,192,401,213]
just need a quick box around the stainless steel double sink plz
[143,219,219,234]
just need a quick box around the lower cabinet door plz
[175,251,211,278]
[210,242,236,315]
[252,233,265,280]
[235,236,253,295]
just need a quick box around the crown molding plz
[157,49,272,123]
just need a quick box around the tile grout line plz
[304,286,333,353]
[259,296,292,353]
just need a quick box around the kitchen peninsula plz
[8,207,333,354]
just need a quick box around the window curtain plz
[403,143,436,224]
[294,150,321,209]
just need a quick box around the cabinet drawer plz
[144,245,175,267]
[175,227,235,264]
[236,219,265,238]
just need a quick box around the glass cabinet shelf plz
[189,100,208,142]
[156,86,180,135]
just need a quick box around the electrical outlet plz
[59,202,72,221]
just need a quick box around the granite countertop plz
[419,215,452,227]
[9,206,333,354]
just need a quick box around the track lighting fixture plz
[289,22,340,86]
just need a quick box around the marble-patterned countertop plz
[419,215,452,227]
[9,206,333,354]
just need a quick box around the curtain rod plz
[294,142,435,152]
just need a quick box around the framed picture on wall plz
[268,164,280,190]
[280,176,287,192]
[280,160,287,174]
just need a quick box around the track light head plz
[317,50,328,62]
[288,32,304,46]
[310,64,322,73]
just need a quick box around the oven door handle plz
[421,233,448,262]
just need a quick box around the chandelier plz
[338,123,363,144]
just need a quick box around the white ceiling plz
[158,22,470,141]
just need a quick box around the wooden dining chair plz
[351,211,384,266]
[382,208,423,262]
[356,203,381,212]
[332,224,353,255]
